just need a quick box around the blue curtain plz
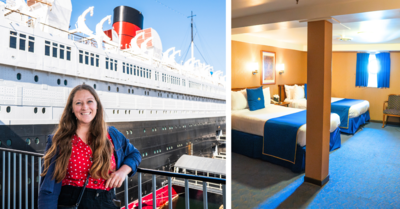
[355,53,370,87]
[376,53,391,88]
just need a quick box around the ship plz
[0,0,226,205]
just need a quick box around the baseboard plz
[304,175,329,186]
[370,120,400,126]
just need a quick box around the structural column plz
[305,20,332,186]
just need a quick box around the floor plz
[231,122,400,209]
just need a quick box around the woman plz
[38,84,141,209]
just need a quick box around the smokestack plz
[112,6,144,49]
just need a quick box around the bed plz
[231,87,341,172]
[278,84,370,134]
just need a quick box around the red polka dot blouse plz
[61,133,116,191]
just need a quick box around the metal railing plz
[0,147,226,209]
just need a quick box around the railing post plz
[13,153,16,209]
[124,176,128,209]
[222,184,226,209]
[38,157,41,197]
[168,177,172,209]
[203,181,208,209]
[2,151,4,209]
[19,154,21,209]
[185,179,189,209]
[31,156,34,209]
[25,155,27,209]
[138,172,142,209]
[152,175,156,209]
[8,152,10,209]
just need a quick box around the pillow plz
[246,86,265,111]
[231,91,247,110]
[239,89,249,108]
[304,84,307,99]
[284,85,295,100]
[263,87,271,106]
[293,85,305,100]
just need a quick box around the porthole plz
[6,139,11,147]
[94,84,96,89]
[132,89,134,94]
[154,151,156,154]
[126,131,129,135]
[130,131,132,134]
[34,75,38,82]
[64,80,67,86]
[146,153,148,156]
[108,86,111,91]
[6,106,10,113]
[150,111,152,114]
[125,110,127,114]
[128,89,131,93]
[26,138,31,145]
[17,73,21,80]
[57,79,61,85]
[152,128,154,132]
[117,110,119,114]
[34,107,37,114]
[117,87,119,92]
[35,137,39,144]
[142,154,144,157]
[138,110,140,114]
[129,110,131,114]
[113,110,115,114]
[42,108,45,114]
[143,129,146,133]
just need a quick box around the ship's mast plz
[188,11,196,59]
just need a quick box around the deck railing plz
[0,147,226,209]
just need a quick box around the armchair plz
[382,94,400,128]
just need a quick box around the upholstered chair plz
[382,94,400,128]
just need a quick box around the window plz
[19,34,26,51]
[123,62,125,73]
[130,64,133,74]
[96,55,99,67]
[67,47,71,61]
[110,59,113,70]
[79,50,83,63]
[114,60,117,71]
[59,45,65,59]
[85,52,89,65]
[134,66,137,75]
[106,58,109,69]
[368,54,378,88]
[45,41,50,56]
[52,43,58,58]
[10,31,17,49]
[90,53,94,66]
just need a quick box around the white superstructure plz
[0,0,226,126]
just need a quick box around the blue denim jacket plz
[38,126,141,209]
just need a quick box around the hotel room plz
[231,0,400,208]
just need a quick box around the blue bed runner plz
[263,110,306,164]
[331,99,365,129]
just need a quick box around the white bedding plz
[284,97,370,118]
[231,105,340,147]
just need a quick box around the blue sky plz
[70,0,226,75]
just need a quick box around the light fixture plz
[277,63,285,75]
[250,62,259,75]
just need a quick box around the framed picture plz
[261,51,276,85]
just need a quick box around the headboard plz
[278,83,306,102]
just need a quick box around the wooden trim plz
[231,86,260,91]
[304,175,329,186]
[260,51,276,85]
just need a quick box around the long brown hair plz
[41,84,113,182]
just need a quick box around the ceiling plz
[231,0,400,51]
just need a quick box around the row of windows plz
[45,41,71,60]
[79,50,99,67]
[189,81,202,90]
[162,73,181,86]
[10,31,34,52]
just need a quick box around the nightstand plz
[274,102,290,107]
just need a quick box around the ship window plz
[6,139,11,147]
[128,89,130,93]
[117,87,119,92]
[34,107,37,113]
[19,34,26,51]
[149,70,151,79]
[90,53,94,66]
[134,66,136,76]
[123,62,125,73]
[143,129,146,133]
[52,43,58,58]
[10,32,17,49]
[64,79,67,86]
[130,64,132,75]
[108,86,110,91]
[57,79,60,85]
[110,59,113,70]
[93,84,96,89]
[6,106,10,113]
[34,75,38,82]
[85,52,89,65]
[26,138,31,145]
[132,89,134,94]
[115,60,117,71]
[106,58,109,69]
[140,68,143,77]
[45,41,50,56]
[66,47,71,61]
[59,45,64,59]
[28,37,34,53]
[79,51,84,63]
[42,108,45,114]
[96,55,99,67]
[16,73,21,80]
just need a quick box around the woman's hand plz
[105,165,132,188]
